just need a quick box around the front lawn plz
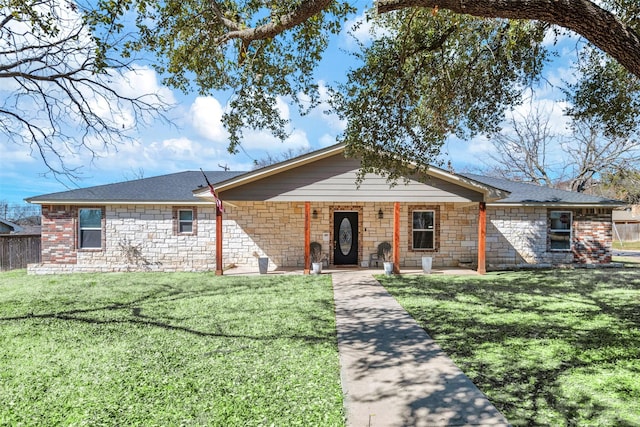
[0,270,344,426]
[380,269,640,426]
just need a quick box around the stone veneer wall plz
[29,202,614,274]
[400,203,478,268]
[486,206,555,266]
[31,204,218,274]
[277,202,480,269]
[222,202,305,268]
[486,206,614,267]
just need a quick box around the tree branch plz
[207,0,242,32]
[377,0,640,78]
[0,0,174,182]
[215,0,333,44]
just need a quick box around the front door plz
[334,211,358,265]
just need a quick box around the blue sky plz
[0,2,575,206]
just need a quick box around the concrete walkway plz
[333,271,510,427]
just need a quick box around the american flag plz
[200,169,223,213]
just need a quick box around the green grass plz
[0,270,344,426]
[612,241,640,250]
[379,270,640,426]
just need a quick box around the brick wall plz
[571,208,613,264]
[40,205,78,264]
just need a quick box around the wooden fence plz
[0,234,41,271]
[613,222,640,242]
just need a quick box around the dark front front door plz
[334,211,358,265]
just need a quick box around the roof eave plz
[26,199,212,205]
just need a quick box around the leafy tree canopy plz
[68,1,640,178]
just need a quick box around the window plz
[549,211,572,251]
[178,209,193,233]
[79,208,102,249]
[173,206,197,235]
[412,210,435,250]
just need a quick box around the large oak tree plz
[9,0,640,178]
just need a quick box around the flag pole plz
[201,169,224,275]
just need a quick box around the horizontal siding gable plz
[220,155,483,202]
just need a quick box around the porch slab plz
[220,265,480,276]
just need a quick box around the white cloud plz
[275,97,291,121]
[115,66,176,105]
[442,135,494,171]
[86,135,232,176]
[88,93,136,131]
[74,66,177,135]
[508,95,571,136]
[0,139,38,167]
[342,13,374,48]
[1,0,179,158]
[0,0,92,70]
[319,133,339,147]
[189,96,228,143]
[240,128,310,152]
[159,137,201,161]
[443,92,574,173]
[544,63,580,89]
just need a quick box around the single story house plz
[26,144,624,274]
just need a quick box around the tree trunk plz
[377,0,640,78]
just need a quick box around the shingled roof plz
[25,166,623,207]
[462,173,623,206]
[26,171,244,204]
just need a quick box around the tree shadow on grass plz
[379,270,640,425]
[0,276,338,346]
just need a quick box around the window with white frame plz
[78,208,102,249]
[549,211,572,251]
[178,209,193,233]
[412,210,435,250]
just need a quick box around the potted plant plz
[421,255,432,274]
[378,242,393,275]
[310,242,323,274]
[253,251,269,274]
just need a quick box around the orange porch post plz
[477,201,486,275]
[215,206,223,276]
[393,202,400,274]
[304,202,311,274]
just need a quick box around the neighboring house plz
[25,144,624,274]
[0,219,23,234]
